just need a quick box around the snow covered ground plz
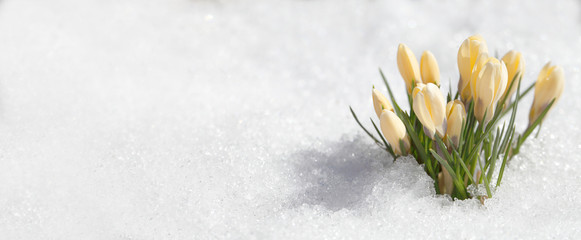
[0,0,580,238]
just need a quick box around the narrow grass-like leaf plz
[452,148,476,185]
[399,113,431,168]
[429,149,457,182]
[379,69,404,116]
[498,72,520,111]
[518,99,556,146]
[499,80,521,154]
[477,152,492,198]
[502,80,535,117]
[496,127,515,187]
[430,149,467,199]
[350,106,386,149]
[535,122,543,138]
[434,135,454,167]
[486,126,503,181]
[399,139,407,158]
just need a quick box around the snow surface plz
[0,0,580,239]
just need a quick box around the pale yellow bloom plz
[412,83,447,138]
[457,35,489,102]
[380,110,410,155]
[372,88,393,118]
[420,51,440,86]
[470,57,508,123]
[501,50,525,101]
[528,62,564,126]
[397,43,422,93]
[445,100,466,147]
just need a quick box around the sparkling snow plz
[0,0,580,239]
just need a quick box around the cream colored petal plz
[397,43,422,93]
[469,39,484,70]
[502,51,517,85]
[474,62,497,122]
[372,88,393,118]
[397,44,410,90]
[446,101,454,118]
[501,51,524,101]
[537,61,552,83]
[493,60,509,104]
[458,36,488,103]
[532,65,565,120]
[412,83,426,99]
[457,39,472,88]
[421,51,440,86]
[532,63,552,110]
[380,110,408,155]
[528,103,538,127]
[456,100,466,118]
[441,165,454,195]
[424,83,447,137]
[468,34,487,47]
[446,100,466,120]
[446,101,465,147]
[469,53,491,101]
[550,66,565,102]
[534,66,557,108]
[413,91,436,138]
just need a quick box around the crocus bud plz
[397,43,422,93]
[501,50,525,101]
[438,167,453,195]
[420,51,441,87]
[528,62,564,126]
[445,100,466,147]
[457,35,489,102]
[470,57,508,124]
[372,88,393,118]
[412,83,447,139]
[380,110,411,155]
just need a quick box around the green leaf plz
[379,69,404,116]
[429,149,458,182]
[430,149,468,199]
[399,112,431,166]
[452,148,476,185]
[399,139,407,157]
[501,79,535,117]
[498,71,521,110]
[349,106,386,149]
[496,127,515,187]
[477,152,492,198]
[517,99,556,148]
[434,135,454,168]
[486,126,504,181]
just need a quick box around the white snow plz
[0,0,580,239]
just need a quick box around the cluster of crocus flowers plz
[354,34,565,200]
